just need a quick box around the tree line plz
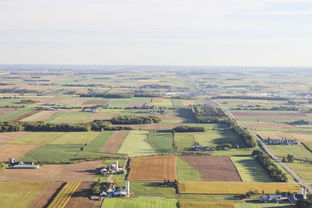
[173,126,205,132]
[192,106,257,147]
[252,150,288,182]
[110,115,161,124]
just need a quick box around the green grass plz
[84,131,113,152]
[147,132,173,154]
[10,132,65,144]
[175,133,195,152]
[131,182,177,198]
[118,130,157,157]
[176,157,202,182]
[230,156,272,182]
[287,162,312,183]
[235,202,294,208]
[50,132,100,144]
[0,108,32,121]
[268,145,312,159]
[21,144,82,163]
[102,198,178,208]
[0,182,49,208]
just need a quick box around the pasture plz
[287,163,312,183]
[268,145,312,159]
[128,155,176,181]
[147,132,173,153]
[102,198,178,208]
[118,130,157,157]
[131,182,177,198]
[178,182,300,194]
[230,156,272,182]
[0,182,49,208]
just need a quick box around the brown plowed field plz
[127,102,145,107]
[65,97,86,105]
[245,122,295,129]
[0,161,103,181]
[8,110,41,121]
[28,182,65,208]
[32,111,59,121]
[46,96,66,103]
[127,155,176,181]
[100,130,129,153]
[152,97,163,102]
[0,144,39,161]
[181,156,241,182]
[0,132,27,143]
[0,107,16,115]
[65,181,101,208]
[114,123,181,130]
[157,115,183,120]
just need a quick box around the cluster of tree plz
[192,106,227,123]
[192,106,257,147]
[24,79,49,82]
[173,125,205,132]
[79,92,132,98]
[0,121,132,132]
[212,96,289,101]
[0,88,39,93]
[296,195,312,208]
[289,120,311,125]
[133,93,161,97]
[62,84,104,87]
[252,150,288,182]
[15,99,38,104]
[110,115,161,124]
[141,84,171,89]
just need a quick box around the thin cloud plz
[250,10,312,15]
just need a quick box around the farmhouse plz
[267,138,298,145]
[259,194,282,203]
[7,157,39,169]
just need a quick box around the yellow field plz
[178,182,300,194]
[48,181,80,208]
[179,201,235,208]
[255,131,295,140]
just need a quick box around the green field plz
[131,182,177,198]
[118,130,157,157]
[268,145,312,159]
[230,156,272,182]
[50,131,100,144]
[287,162,312,183]
[21,144,82,163]
[235,202,294,208]
[147,132,173,154]
[10,132,65,144]
[84,131,113,152]
[102,198,178,208]
[176,157,202,182]
[0,182,49,208]
[0,108,32,121]
[45,111,92,123]
[20,110,50,121]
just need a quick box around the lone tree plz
[287,154,294,163]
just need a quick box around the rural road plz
[188,75,312,193]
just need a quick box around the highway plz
[188,74,312,193]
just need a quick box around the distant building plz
[267,138,298,145]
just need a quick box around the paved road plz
[188,75,312,193]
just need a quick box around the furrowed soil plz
[65,181,101,208]
[0,161,103,181]
[100,130,129,153]
[127,155,176,181]
[180,156,241,181]
[28,182,65,208]
[8,110,41,121]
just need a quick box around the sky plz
[0,0,312,66]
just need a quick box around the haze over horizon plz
[1,0,312,66]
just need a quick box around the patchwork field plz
[0,182,49,208]
[0,143,39,161]
[232,111,310,122]
[0,131,27,143]
[102,198,178,208]
[9,110,41,121]
[179,201,235,208]
[118,130,157,157]
[178,182,300,194]
[0,161,102,181]
[128,155,176,181]
[180,156,241,182]
[101,130,129,153]
[177,157,203,182]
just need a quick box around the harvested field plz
[8,110,41,121]
[0,161,103,181]
[178,182,300,194]
[65,97,86,105]
[114,123,181,130]
[152,97,163,102]
[46,96,66,103]
[179,201,235,208]
[127,102,145,107]
[127,155,176,181]
[180,156,241,181]
[182,100,195,106]
[245,122,295,129]
[232,111,308,121]
[65,181,101,208]
[0,132,27,143]
[0,144,39,161]
[100,130,129,153]
[157,114,183,120]
[0,107,16,115]
[32,111,60,121]
[255,131,295,140]
[88,112,119,121]
[29,182,65,208]
[48,181,80,208]
[83,100,108,106]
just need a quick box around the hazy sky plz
[0,0,312,66]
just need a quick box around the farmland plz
[102,198,178,208]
